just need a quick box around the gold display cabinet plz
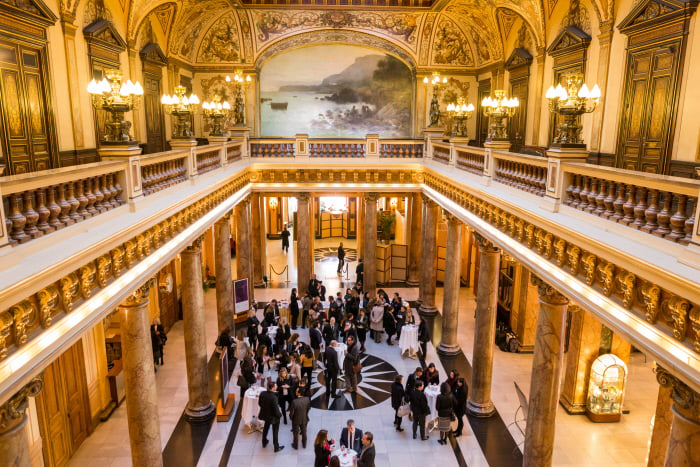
[586,354,627,422]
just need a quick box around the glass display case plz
[586,354,627,422]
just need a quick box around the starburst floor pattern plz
[310,353,398,410]
[313,247,358,263]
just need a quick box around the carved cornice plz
[0,376,42,433]
[656,366,700,422]
[473,231,498,253]
[121,278,155,307]
[531,274,570,306]
[364,192,380,203]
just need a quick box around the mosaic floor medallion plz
[310,353,398,411]
[313,247,358,263]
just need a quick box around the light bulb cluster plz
[202,100,231,112]
[445,97,475,138]
[161,85,200,111]
[225,70,253,126]
[86,69,143,144]
[481,91,519,112]
[546,73,602,148]
[201,95,232,137]
[424,72,447,127]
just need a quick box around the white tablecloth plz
[331,342,347,370]
[241,386,265,425]
[399,325,419,354]
[266,325,278,340]
[424,384,441,421]
[331,448,357,467]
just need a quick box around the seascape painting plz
[260,45,412,137]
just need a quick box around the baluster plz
[527,165,538,193]
[142,165,152,194]
[85,178,98,215]
[603,181,616,219]
[94,176,106,213]
[8,193,29,243]
[632,187,648,229]
[679,202,695,246]
[35,188,53,234]
[584,178,598,213]
[47,186,64,230]
[578,176,590,211]
[538,167,547,196]
[564,175,576,206]
[620,184,636,225]
[75,179,89,219]
[101,175,114,207]
[22,191,41,239]
[108,174,121,206]
[113,177,124,204]
[611,183,626,221]
[667,194,688,241]
[594,180,606,215]
[571,174,582,208]
[4,213,14,246]
[66,181,81,222]
[641,189,659,233]
[56,183,73,225]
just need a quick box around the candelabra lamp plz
[546,73,601,148]
[87,69,143,145]
[481,90,519,142]
[201,95,232,137]
[423,72,447,127]
[226,71,252,126]
[161,85,200,140]
[446,98,475,138]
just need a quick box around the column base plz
[436,343,461,358]
[419,305,438,318]
[185,400,216,423]
[559,394,586,415]
[467,398,495,418]
[254,280,265,288]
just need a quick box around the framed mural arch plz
[255,30,416,139]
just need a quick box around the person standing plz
[313,430,333,467]
[150,318,165,367]
[370,299,384,343]
[289,386,310,450]
[391,375,406,432]
[310,321,323,362]
[337,242,345,274]
[355,259,364,285]
[452,377,468,437]
[324,340,340,399]
[394,304,406,340]
[258,381,285,452]
[302,292,313,329]
[247,309,260,352]
[410,380,429,440]
[417,319,429,358]
[356,308,368,352]
[436,382,456,445]
[405,367,425,395]
[340,419,363,453]
[308,273,320,297]
[356,432,376,467]
[300,348,315,384]
[277,367,293,425]
[290,288,300,329]
[281,225,291,253]
[323,317,339,347]
[239,349,256,400]
[383,307,397,346]
[344,335,360,393]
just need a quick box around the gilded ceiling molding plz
[254,29,417,72]
[429,15,475,67]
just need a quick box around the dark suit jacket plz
[289,395,310,426]
[340,427,363,453]
[356,443,375,467]
[258,390,282,423]
[310,328,323,350]
[410,389,429,417]
[324,346,339,374]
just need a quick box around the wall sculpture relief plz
[169,1,230,59]
[444,6,501,62]
[197,13,241,63]
[431,18,474,66]
[254,10,420,46]
[497,8,520,41]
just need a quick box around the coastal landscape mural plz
[260,45,412,137]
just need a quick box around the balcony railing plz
[493,152,547,197]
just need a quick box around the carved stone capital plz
[296,192,311,203]
[187,234,205,252]
[122,278,155,307]
[656,366,700,423]
[421,193,435,207]
[0,376,43,433]
[216,212,232,224]
[445,213,461,225]
[531,275,569,306]
[473,232,498,253]
[364,192,379,203]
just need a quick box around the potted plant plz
[377,212,395,243]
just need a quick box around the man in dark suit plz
[308,274,320,297]
[309,321,323,361]
[410,381,429,441]
[289,387,310,449]
[356,432,375,467]
[405,366,424,395]
[258,381,285,452]
[339,419,363,454]
[324,340,340,399]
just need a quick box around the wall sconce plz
[546,73,601,148]
[87,69,143,145]
[269,197,279,208]
[389,198,398,209]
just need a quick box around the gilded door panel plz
[1,69,26,139]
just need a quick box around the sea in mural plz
[260,45,412,137]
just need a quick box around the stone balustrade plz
[493,152,548,197]
[140,150,189,196]
[432,142,451,164]
[250,140,295,157]
[309,140,365,157]
[379,141,423,158]
[454,146,485,175]
[196,147,223,175]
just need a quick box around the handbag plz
[397,403,410,418]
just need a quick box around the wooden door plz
[473,78,491,147]
[508,77,529,153]
[143,74,165,154]
[37,340,91,467]
[0,39,55,174]
[617,44,680,173]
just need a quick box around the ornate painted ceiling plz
[67,0,611,70]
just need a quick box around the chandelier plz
[201,95,232,137]
[225,71,252,125]
[546,73,601,148]
[423,71,447,127]
[446,98,475,138]
[481,90,519,141]
[87,69,143,144]
[161,86,200,140]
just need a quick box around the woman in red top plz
[314,429,334,467]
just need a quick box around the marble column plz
[509,264,538,352]
[523,277,569,467]
[181,239,215,422]
[647,383,673,467]
[467,233,500,416]
[419,195,439,316]
[363,192,378,297]
[296,193,312,294]
[0,377,43,467]
[655,367,700,466]
[357,196,364,261]
[437,214,462,357]
[215,214,234,335]
[119,284,163,466]
[235,197,254,301]
[406,192,422,287]
[559,305,602,414]
[251,194,265,287]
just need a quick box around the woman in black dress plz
[383,307,397,346]
[356,308,368,352]
[435,382,456,445]
[246,309,260,351]
[452,377,468,437]
[290,288,300,329]
[391,374,406,431]
[277,367,293,424]
[313,429,333,467]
